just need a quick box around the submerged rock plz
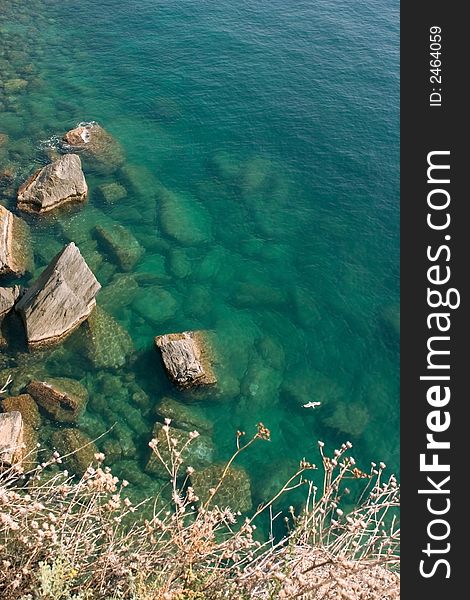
[51,429,98,477]
[133,287,177,325]
[0,206,33,277]
[62,122,125,174]
[94,223,143,271]
[0,411,24,467]
[15,243,101,349]
[77,306,134,369]
[1,394,41,430]
[146,422,213,479]
[98,273,139,312]
[97,182,127,204]
[322,401,369,437]
[157,185,212,246]
[155,331,217,389]
[155,397,213,434]
[17,154,88,213]
[190,465,252,512]
[27,378,88,424]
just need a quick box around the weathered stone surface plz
[97,182,127,204]
[0,411,24,466]
[146,422,213,479]
[0,286,21,319]
[62,122,125,174]
[27,378,88,424]
[77,306,134,369]
[155,397,213,434]
[15,243,101,349]
[51,429,98,477]
[190,465,252,512]
[155,331,217,389]
[17,154,88,213]
[0,206,33,277]
[1,394,41,430]
[94,224,143,271]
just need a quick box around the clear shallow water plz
[1,0,399,510]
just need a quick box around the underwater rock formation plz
[97,182,127,204]
[146,422,214,479]
[51,428,98,477]
[155,331,217,389]
[77,306,134,369]
[62,122,125,174]
[190,464,252,513]
[1,394,41,430]
[15,243,101,349]
[0,206,33,277]
[157,185,212,246]
[155,397,213,434]
[0,411,24,467]
[27,378,88,424]
[94,223,143,271]
[17,154,88,213]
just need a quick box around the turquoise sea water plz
[1,0,399,511]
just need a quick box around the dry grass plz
[0,421,399,600]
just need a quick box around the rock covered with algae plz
[26,378,88,424]
[15,243,101,349]
[1,393,41,430]
[51,428,98,477]
[321,401,370,437]
[0,205,33,277]
[190,464,252,513]
[155,397,213,434]
[76,305,134,369]
[157,184,212,246]
[145,422,214,479]
[155,330,217,389]
[17,154,88,213]
[94,223,143,272]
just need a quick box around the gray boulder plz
[0,206,33,277]
[15,243,101,349]
[155,331,217,389]
[0,411,24,467]
[0,286,21,319]
[17,154,87,213]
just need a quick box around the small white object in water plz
[303,401,321,409]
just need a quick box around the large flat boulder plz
[0,206,33,277]
[0,411,24,467]
[154,331,217,389]
[17,154,87,214]
[15,243,101,349]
